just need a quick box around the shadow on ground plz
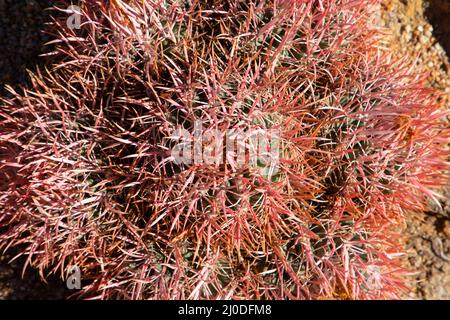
[0,0,69,299]
[0,0,59,95]
[0,249,71,299]
[425,0,450,58]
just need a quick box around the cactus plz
[0,0,448,299]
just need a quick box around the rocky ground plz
[0,0,449,299]
[380,0,450,300]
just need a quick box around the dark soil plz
[0,0,69,299]
[0,0,58,96]
[0,248,70,299]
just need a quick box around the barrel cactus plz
[0,0,448,299]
